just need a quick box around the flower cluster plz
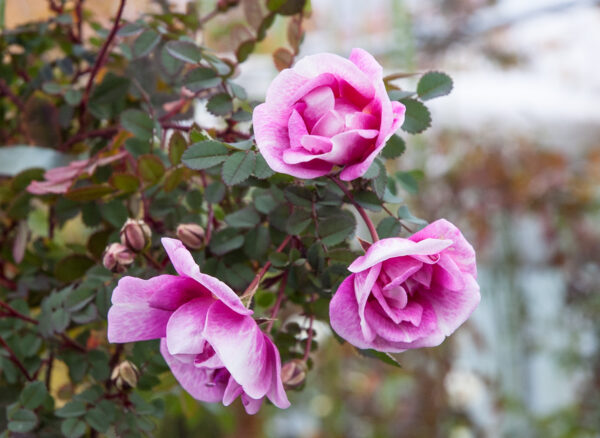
[107,49,479,415]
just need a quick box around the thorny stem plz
[78,0,127,130]
[241,235,293,301]
[329,177,380,243]
[381,204,414,234]
[61,126,119,151]
[265,272,288,333]
[0,336,33,381]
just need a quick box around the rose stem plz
[381,204,414,233]
[329,177,380,243]
[302,314,315,362]
[241,235,292,301]
[0,336,33,381]
[266,272,289,333]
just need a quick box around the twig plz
[329,177,379,242]
[0,79,25,111]
[199,7,220,25]
[0,336,33,381]
[265,272,288,333]
[78,0,127,129]
[302,314,315,362]
[60,126,119,150]
[381,204,414,233]
[0,301,37,324]
[241,235,293,300]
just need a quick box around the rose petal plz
[288,109,309,149]
[312,110,345,137]
[204,301,272,399]
[241,394,264,415]
[301,135,334,154]
[354,265,381,341]
[264,336,290,409]
[147,276,206,311]
[301,86,335,129]
[160,339,227,403]
[222,377,244,406]
[329,275,373,350]
[348,238,453,273]
[166,296,215,355]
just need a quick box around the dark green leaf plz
[236,40,255,63]
[319,210,356,246]
[89,73,130,120]
[286,208,312,235]
[55,255,95,283]
[254,154,275,179]
[20,381,48,410]
[225,207,260,228]
[381,134,406,159]
[65,89,83,106]
[132,29,161,58]
[416,71,453,101]
[204,181,226,203]
[395,170,421,194]
[55,400,86,418]
[124,137,151,157]
[65,185,115,202]
[372,161,387,199]
[168,131,187,165]
[85,407,109,433]
[397,205,427,225]
[353,191,382,212]
[244,226,270,259]
[61,418,86,438]
[209,228,244,256]
[8,409,37,433]
[100,199,128,227]
[121,109,153,141]
[159,44,184,77]
[400,98,431,134]
[228,139,253,151]
[138,155,165,183]
[117,22,145,37]
[165,40,202,64]
[222,151,255,186]
[388,89,415,100]
[110,172,140,193]
[182,140,229,170]
[206,93,233,116]
[357,349,402,368]
[284,186,313,208]
[377,217,401,238]
[267,0,306,15]
[182,68,220,92]
[269,251,288,268]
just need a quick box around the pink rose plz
[329,219,480,352]
[253,48,405,181]
[107,238,290,414]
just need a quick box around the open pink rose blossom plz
[330,219,480,352]
[107,238,290,414]
[253,48,405,180]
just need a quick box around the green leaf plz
[286,208,312,235]
[132,29,161,58]
[65,89,83,106]
[125,137,151,157]
[254,154,275,179]
[228,139,253,151]
[397,205,427,225]
[182,68,220,92]
[269,251,288,268]
[168,131,187,165]
[267,0,306,15]
[253,191,277,214]
[209,228,244,256]
[236,40,255,63]
[319,210,356,246]
[65,185,115,202]
[225,207,260,228]
[138,155,165,184]
[357,349,402,368]
[416,71,453,101]
[110,172,140,193]
[89,73,130,120]
[377,216,401,239]
[85,407,109,433]
[55,400,86,418]
[55,255,95,283]
[353,191,381,212]
[395,170,421,194]
[204,181,226,203]
[121,109,153,141]
[400,98,431,134]
[381,134,406,159]
[8,409,38,433]
[244,226,270,259]
[100,199,128,227]
[388,89,415,100]
[284,186,313,208]
[61,418,86,438]
[206,93,233,116]
[372,161,387,199]
[20,381,48,410]
[182,140,229,170]
[165,40,202,64]
[222,151,255,186]
[164,167,185,192]
[51,307,70,332]
[159,44,184,77]
[117,22,145,37]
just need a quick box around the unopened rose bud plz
[111,360,140,390]
[120,219,151,252]
[176,223,205,250]
[103,243,135,273]
[281,359,307,388]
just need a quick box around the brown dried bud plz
[176,223,205,250]
[217,0,239,12]
[281,359,307,388]
[120,219,151,252]
[111,360,140,391]
[103,243,135,273]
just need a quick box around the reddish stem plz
[0,336,33,381]
[241,235,293,300]
[78,0,127,129]
[330,177,379,243]
[0,301,38,324]
[265,272,288,333]
[302,315,315,362]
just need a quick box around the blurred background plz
[5,0,600,437]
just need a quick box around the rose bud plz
[176,223,205,250]
[111,360,140,390]
[120,219,151,253]
[281,359,307,388]
[103,243,135,273]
